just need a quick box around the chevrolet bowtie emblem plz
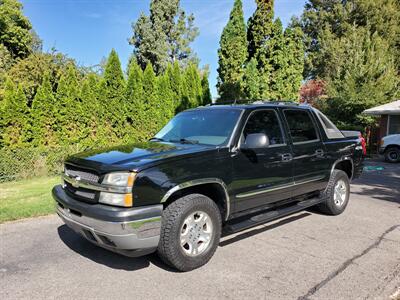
[70,175,81,188]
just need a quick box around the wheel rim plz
[180,211,213,257]
[333,179,347,206]
[388,151,398,161]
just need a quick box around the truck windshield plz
[154,109,242,146]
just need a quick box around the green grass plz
[0,177,60,223]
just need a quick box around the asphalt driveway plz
[1,160,399,300]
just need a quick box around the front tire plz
[384,147,400,163]
[157,194,222,271]
[317,170,350,215]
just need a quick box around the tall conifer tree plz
[217,0,247,100]
[1,79,29,147]
[31,74,57,146]
[100,49,126,141]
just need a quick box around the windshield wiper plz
[149,137,165,142]
[169,138,199,145]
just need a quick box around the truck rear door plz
[281,109,329,197]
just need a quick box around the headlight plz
[99,192,133,207]
[102,172,136,187]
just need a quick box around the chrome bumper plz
[53,186,162,257]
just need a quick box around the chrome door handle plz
[281,153,293,162]
[315,149,324,157]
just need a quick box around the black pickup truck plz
[53,102,365,271]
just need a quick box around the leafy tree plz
[0,0,33,59]
[1,79,29,147]
[129,0,199,74]
[322,28,399,126]
[217,0,247,100]
[31,74,57,146]
[299,79,326,106]
[6,51,74,103]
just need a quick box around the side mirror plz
[242,133,270,150]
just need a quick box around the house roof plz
[363,100,400,115]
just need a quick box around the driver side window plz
[242,110,284,146]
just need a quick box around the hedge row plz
[0,50,212,181]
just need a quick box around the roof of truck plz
[192,101,312,111]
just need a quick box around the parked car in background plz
[53,101,365,271]
[379,134,400,163]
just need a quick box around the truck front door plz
[231,109,294,213]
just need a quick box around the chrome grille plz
[64,181,97,203]
[65,166,99,184]
[64,165,99,203]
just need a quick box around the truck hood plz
[66,142,216,172]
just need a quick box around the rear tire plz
[157,194,222,272]
[317,170,350,215]
[384,147,400,163]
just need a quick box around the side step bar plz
[224,197,323,234]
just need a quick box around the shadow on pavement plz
[57,225,177,272]
[219,212,311,247]
[351,160,400,204]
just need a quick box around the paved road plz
[1,160,399,300]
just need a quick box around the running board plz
[224,197,323,234]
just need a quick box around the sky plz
[21,0,307,98]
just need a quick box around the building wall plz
[378,114,388,140]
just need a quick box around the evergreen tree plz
[80,73,102,146]
[130,0,199,74]
[217,0,248,100]
[282,24,304,100]
[157,73,175,124]
[126,58,144,142]
[247,0,274,60]
[243,58,262,99]
[299,0,400,78]
[140,63,159,139]
[1,79,29,147]
[100,49,126,141]
[183,63,202,108]
[201,70,212,106]
[31,74,57,146]
[166,61,182,111]
[245,0,304,100]
[323,27,399,127]
[246,0,274,99]
[55,64,82,145]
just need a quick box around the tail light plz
[359,133,367,156]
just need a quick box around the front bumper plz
[52,185,162,257]
[379,147,385,155]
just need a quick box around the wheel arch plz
[331,157,354,180]
[161,178,230,221]
[384,144,400,151]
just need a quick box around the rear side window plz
[242,110,284,145]
[284,110,319,143]
[314,109,344,139]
